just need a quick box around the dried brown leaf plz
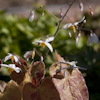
[0,80,21,100]
[10,63,26,85]
[49,50,69,79]
[0,81,7,92]
[49,51,89,100]
[70,68,89,100]
[29,61,45,86]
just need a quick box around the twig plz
[43,0,76,59]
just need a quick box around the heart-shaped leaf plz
[22,77,61,100]
[10,63,26,85]
[0,80,21,100]
[9,57,28,85]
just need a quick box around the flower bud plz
[90,10,94,16]
[68,31,72,37]
[29,10,35,22]
[75,35,78,44]
[79,2,83,11]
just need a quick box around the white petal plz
[0,64,9,68]
[44,42,53,52]
[32,40,43,44]
[9,64,21,73]
[0,64,21,73]
[87,36,93,46]
[93,33,99,44]
[13,55,19,63]
[29,10,34,22]
[45,37,54,42]
[23,51,33,61]
[74,16,85,26]
[14,67,22,73]
[78,16,85,23]
[69,61,77,64]
[73,22,79,26]
[3,53,13,62]
[62,23,73,29]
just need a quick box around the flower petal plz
[3,53,13,62]
[44,42,53,52]
[24,51,33,61]
[62,23,73,29]
[32,40,43,44]
[45,36,54,43]
[92,33,99,44]
[13,55,19,63]
[29,10,34,22]
[87,35,93,46]
[74,16,85,26]
[0,64,21,73]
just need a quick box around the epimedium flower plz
[58,61,86,70]
[29,10,35,22]
[0,64,22,73]
[3,53,20,64]
[32,36,54,52]
[24,50,35,61]
[87,33,99,46]
[62,16,86,32]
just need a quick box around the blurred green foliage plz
[0,8,100,100]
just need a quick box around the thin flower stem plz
[78,27,93,33]
[46,9,60,21]
[43,0,76,59]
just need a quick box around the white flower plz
[67,61,86,70]
[59,61,86,70]
[87,33,99,46]
[29,10,34,22]
[62,16,86,32]
[24,51,35,61]
[32,37,54,52]
[3,53,20,64]
[0,64,21,73]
